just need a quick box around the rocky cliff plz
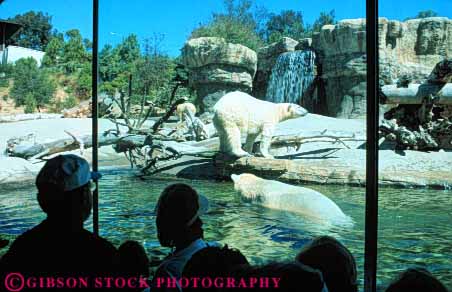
[311,17,452,118]
[182,37,257,113]
[182,18,451,117]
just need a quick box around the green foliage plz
[0,62,13,87]
[75,63,92,100]
[61,29,90,74]
[132,36,176,106]
[190,0,264,50]
[312,10,336,32]
[406,10,439,20]
[10,58,56,111]
[99,35,141,95]
[7,11,53,50]
[266,10,306,43]
[0,78,8,88]
[62,95,77,109]
[42,34,64,67]
[135,37,174,93]
[188,2,339,48]
[98,33,179,108]
[117,34,140,67]
[24,93,37,113]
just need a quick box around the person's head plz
[183,245,249,277]
[385,267,448,292]
[243,262,326,291]
[155,183,208,248]
[36,154,99,224]
[182,246,249,292]
[296,236,358,292]
[118,240,150,278]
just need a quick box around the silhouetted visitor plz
[385,267,448,292]
[0,238,8,249]
[182,245,249,291]
[0,155,118,289]
[151,183,219,291]
[240,262,328,291]
[118,240,150,291]
[296,236,358,292]
[119,240,150,278]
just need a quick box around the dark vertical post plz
[92,0,99,236]
[129,74,133,97]
[365,0,379,291]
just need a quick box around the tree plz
[7,11,53,50]
[265,10,306,43]
[99,44,121,82]
[75,62,92,100]
[313,10,336,32]
[42,34,64,67]
[99,34,141,95]
[61,29,90,74]
[406,10,439,20]
[117,34,140,66]
[189,0,264,50]
[24,93,37,113]
[132,36,176,106]
[10,58,56,111]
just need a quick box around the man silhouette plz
[0,154,118,289]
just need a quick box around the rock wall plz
[182,37,257,113]
[252,37,300,99]
[182,18,451,117]
[311,17,452,118]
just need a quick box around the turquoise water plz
[1,168,451,291]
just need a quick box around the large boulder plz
[0,157,41,187]
[182,37,257,112]
[308,17,452,118]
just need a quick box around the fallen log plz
[7,132,122,159]
[381,83,452,105]
[7,129,362,164]
[427,59,452,84]
[0,113,63,123]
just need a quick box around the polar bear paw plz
[232,149,253,158]
[260,153,274,159]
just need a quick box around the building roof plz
[1,19,22,46]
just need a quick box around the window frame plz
[90,1,380,291]
[364,0,379,292]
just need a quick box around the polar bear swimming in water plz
[213,91,308,158]
[231,173,353,226]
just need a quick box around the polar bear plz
[213,91,308,158]
[231,173,353,226]
[176,102,197,122]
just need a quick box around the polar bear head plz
[277,104,308,122]
[231,173,264,201]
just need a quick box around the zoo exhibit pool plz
[1,169,451,290]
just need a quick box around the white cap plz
[36,154,101,192]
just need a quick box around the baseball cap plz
[36,154,101,192]
[185,193,209,226]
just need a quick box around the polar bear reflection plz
[213,91,308,158]
[231,173,353,227]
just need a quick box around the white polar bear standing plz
[176,102,197,122]
[213,91,308,158]
[231,173,353,226]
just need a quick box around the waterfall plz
[265,50,316,104]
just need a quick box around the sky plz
[1,0,452,56]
